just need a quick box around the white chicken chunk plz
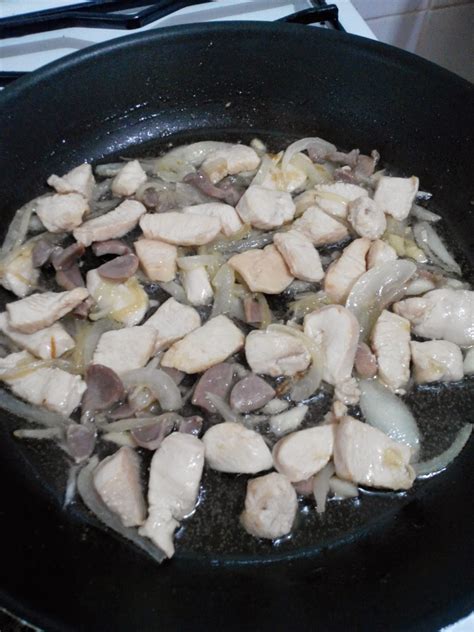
[333,416,415,490]
[293,206,349,246]
[464,347,474,374]
[183,203,242,237]
[236,185,295,230]
[273,425,335,482]
[0,243,39,298]
[6,364,85,417]
[93,326,156,375]
[374,175,419,220]
[348,196,387,239]
[145,297,201,352]
[93,447,146,527]
[273,230,324,282]
[228,245,293,294]
[245,329,311,377]
[410,340,464,384]
[257,159,306,193]
[139,433,205,558]
[86,269,148,327]
[0,350,32,376]
[134,238,177,282]
[111,160,147,197]
[371,310,411,392]
[269,405,308,436]
[47,163,95,199]
[139,212,221,246]
[324,237,371,304]
[240,472,297,540]
[6,287,89,334]
[74,199,146,247]
[36,193,89,233]
[201,144,260,183]
[161,315,244,374]
[313,183,368,219]
[393,289,474,347]
[182,266,213,306]
[0,312,74,359]
[203,422,273,474]
[304,305,359,386]
[366,239,398,269]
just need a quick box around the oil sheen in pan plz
[1,131,473,563]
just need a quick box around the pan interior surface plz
[0,22,473,632]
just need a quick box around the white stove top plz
[0,0,375,74]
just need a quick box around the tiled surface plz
[366,10,427,52]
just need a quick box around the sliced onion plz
[204,392,242,423]
[411,204,440,222]
[329,477,359,499]
[359,379,420,457]
[413,221,461,275]
[102,431,137,447]
[72,318,121,373]
[345,260,416,340]
[290,153,332,186]
[251,154,277,186]
[313,462,335,514]
[1,199,36,255]
[159,280,188,303]
[63,464,80,508]
[0,388,68,427]
[211,263,235,317]
[95,163,123,177]
[281,137,336,171]
[415,425,472,477]
[289,292,330,319]
[77,457,165,563]
[122,368,182,411]
[14,427,62,439]
[177,254,223,271]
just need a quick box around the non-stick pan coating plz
[0,23,473,631]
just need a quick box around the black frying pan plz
[0,22,473,632]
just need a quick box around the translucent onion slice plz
[329,477,359,499]
[345,260,416,340]
[77,457,166,563]
[313,462,335,514]
[122,368,182,411]
[203,392,242,423]
[359,379,420,458]
[411,204,441,222]
[413,221,462,275]
[211,264,235,317]
[415,425,472,477]
[0,388,69,427]
[281,137,336,171]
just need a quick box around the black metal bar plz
[0,71,27,87]
[0,0,213,39]
[278,5,345,31]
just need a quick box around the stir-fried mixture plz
[1,137,472,561]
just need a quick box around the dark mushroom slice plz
[230,375,275,413]
[91,240,132,257]
[97,254,139,282]
[191,363,235,413]
[83,364,126,412]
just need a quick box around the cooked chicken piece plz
[161,315,244,374]
[182,266,213,306]
[203,422,273,474]
[236,185,295,230]
[139,433,205,558]
[93,326,156,375]
[304,305,359,385]
[201,144,260,183]
[228,245,293,294]
[245,329,311,377]
[183,203,242,237]
[0,243,39,298]
[269,405,308,436]
[348,196,387,239]
[0,350,33,376]
[86,269,148,327]
[0,312,74,359]
[258,160,306,193]
[145,297,201,352]
[333,416,415,490]
[405,276,436,296]
[93,447,146,527]
[374,175,419,220]
[36,193,88,233]
[464,347,474,374]
[371,310,411,392]
[134,238,177,283]
[74,200,146,247]
[410,340,464,383]
[313,183,368,219]
[5,363,85,417]
[393,289,474,347]
[240,472,298,539]
[47,163,95,199]
[6,287,89,334]
[273,230,324,283]
[293,206,349,246]
[111,160,147,197]
[294,189,320,216]
[366,239,398,269]
[334,377,360,405]
[139,212,221,246]
[273,425,335,482]
[324,238,371,303]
